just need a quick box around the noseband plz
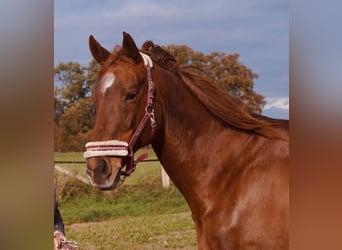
[83,52,156,176]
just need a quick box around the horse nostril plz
[87,158,112,182]
[98,158,111,179]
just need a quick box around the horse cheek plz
[123,109,135,129]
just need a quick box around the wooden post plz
[54,164,90,184]
[161,167,170,189]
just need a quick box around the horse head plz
[84,32,156,190]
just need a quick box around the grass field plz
[54,151,197,249]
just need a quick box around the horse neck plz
[152,65,219,151]
[150,65,248,204]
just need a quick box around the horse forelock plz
[141,41,179,71]
[98,45,124,77]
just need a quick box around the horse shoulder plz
[201,133,289,248]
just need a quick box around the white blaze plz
[101,72,115,95]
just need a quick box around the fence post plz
[161,167,170,189]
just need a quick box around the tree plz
[54,45,265,151]
[163,45,265,113]
[54,61,98,151]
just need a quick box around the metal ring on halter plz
[145,105,154,113]
[145,105,156,127]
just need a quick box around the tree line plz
[54,45,265,152]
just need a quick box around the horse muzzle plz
[86,156,123,190]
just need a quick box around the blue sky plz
[54,0,288,119]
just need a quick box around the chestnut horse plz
[84,32,289,249]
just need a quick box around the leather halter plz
[83,52,156,176]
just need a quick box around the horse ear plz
[89,35,110,65]
[122,32,142,64]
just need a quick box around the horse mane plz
[141,41,286,139]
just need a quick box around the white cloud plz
[263,97,289,111]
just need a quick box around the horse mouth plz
[87,169,121,190]
[86,158,124,190]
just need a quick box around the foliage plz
[54,45,265,151]
[54,61,99,152]
[163,45,265,113]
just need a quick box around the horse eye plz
[125,92,137,101]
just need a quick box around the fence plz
[54,158,171,188]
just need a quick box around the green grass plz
[54,152,196,249]
[67,213,196,250]
[57,177,190,224]
[54,152,87,162]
